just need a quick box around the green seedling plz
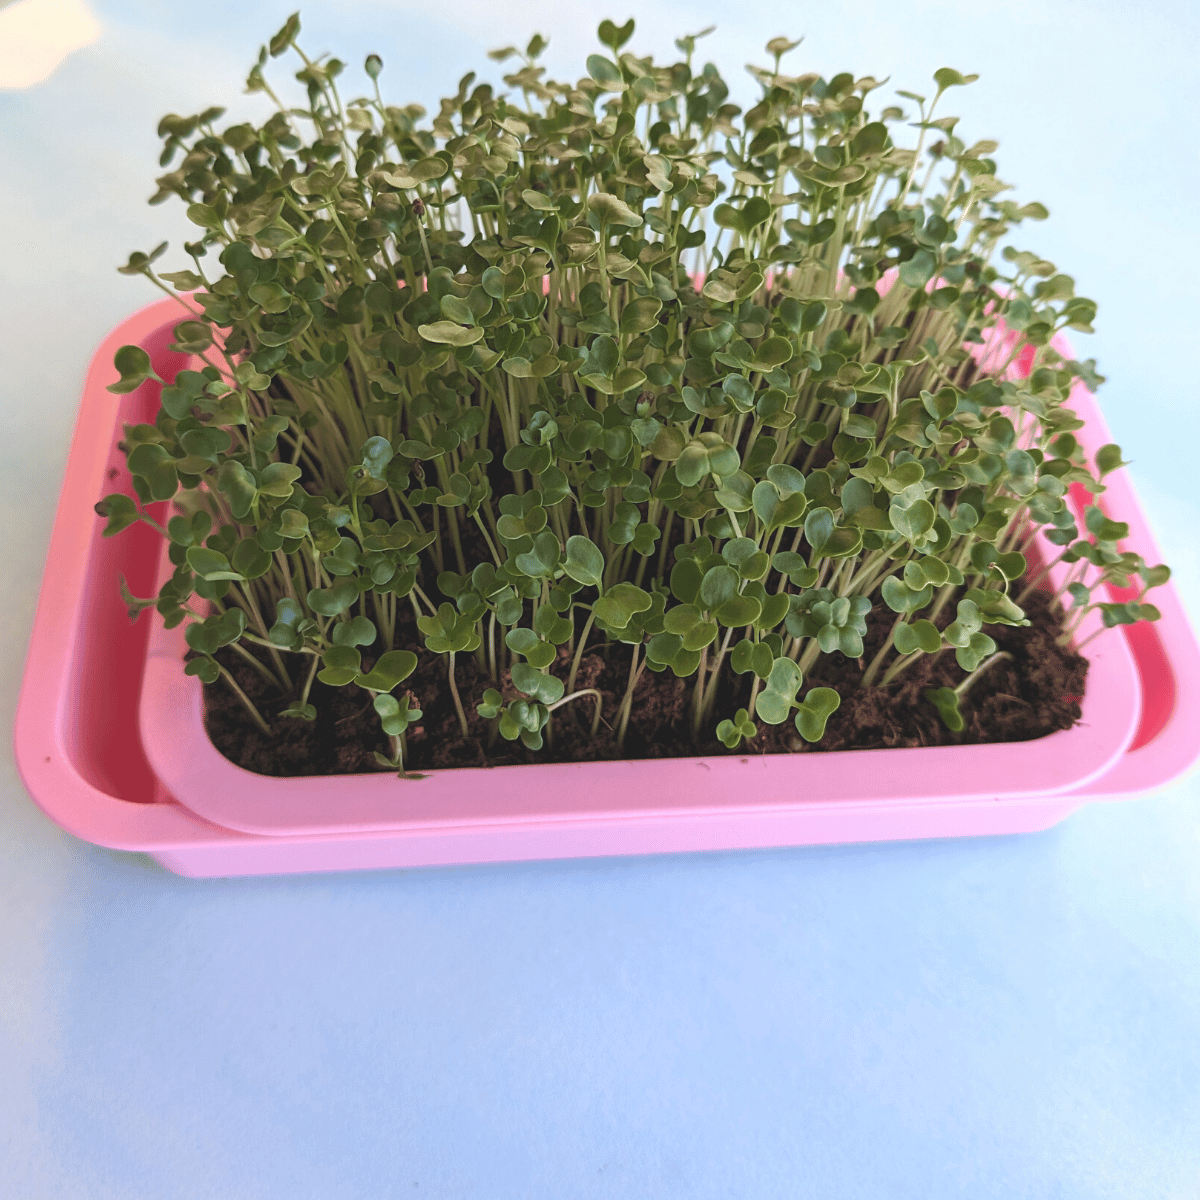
[794,687,842,743]
[97,13,1169,769]
[716,708,758,749]
[924,649,1013,731]
[372,693,428,778]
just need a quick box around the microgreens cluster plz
[100,14,1169,771]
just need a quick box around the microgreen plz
[101,13,1171,766]
[922,648,1011,731]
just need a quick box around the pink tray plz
[138,546,1140,837]
[14,298,1200,877]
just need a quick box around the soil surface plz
[201,587,1088,776]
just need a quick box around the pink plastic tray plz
[14,298,1200,877]
[138,547,1139,838]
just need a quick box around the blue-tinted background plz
[3,2,1199,1195]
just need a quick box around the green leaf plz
[699,565,739,611]
[716,594,762,628]
[756,655,805,725]
[954,631,997,672]
[374,692,421,737]
[184,657,220,684]
[716,707,757,749]
[318,645,362,687]
[586,54,626,90]
[268,11,301,55]
[767,656,803,697]
[804,507,835,554]
[993,552,1027,582]
[881,576,933,614]
[440,295,476,326]
[170,321,213,354]
[534,604,574,645]
[186,546,244,582]
[184,609,244,657]
[117,242,169,275]
[357,650,418,692]
[160,369,207,419]
[514,530,562,578]
[597,18,635,50]
[418,602,481,653]
[1139,563,1171,589]
[752,480,781,528]
[593,582,652,629]
[794,687,841,742]
[588,192,642,227]
[606,501,641,546]
[675,443,710,488]
[379,157,448,188]
[563,536,604,588]
[757,592,790,632]
[511,662,565,705]
[730,638,755,675]
[924,686,964,731]
[229,537,273,582]
[585,335,620,377]
[964,588,1028,627]
[620,296,663,334]
[894,619,941,655]
[737,551,771,582]
[249,282,292,313]
[95,493,140,537]
[332,615,376,647]
[268,597,306,650]
[307,577,358,617]
[521,189,557,212]
[753,336,794,368]
[217,460,257,519]
[360,435,394,479]
[106,345,162,395]
[670,558,703,605]
[731,639,775,680]
[256,313,312,347]
[763,465,803,500]
[126,442,178,502]
[631,523,660,557]
[663,604,703,636]
[1096,444,1128,476]
[1084,506,1129,543]
[702,277,738,304]
[899,249,938,289]
[506,627,541,656]
[258,461,302,498]
[889,497,936,540]
[933,66,979,91]
[851,121,889,156]
[418,321,485,347]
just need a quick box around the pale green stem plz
[216,664,271,735]
[547,689,604,738]
[447,651,469,738]
[955,651,1012,698]
[567,610,597,694]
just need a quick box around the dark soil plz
[200,586,1088,776]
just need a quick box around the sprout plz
[100,15,1170,768]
